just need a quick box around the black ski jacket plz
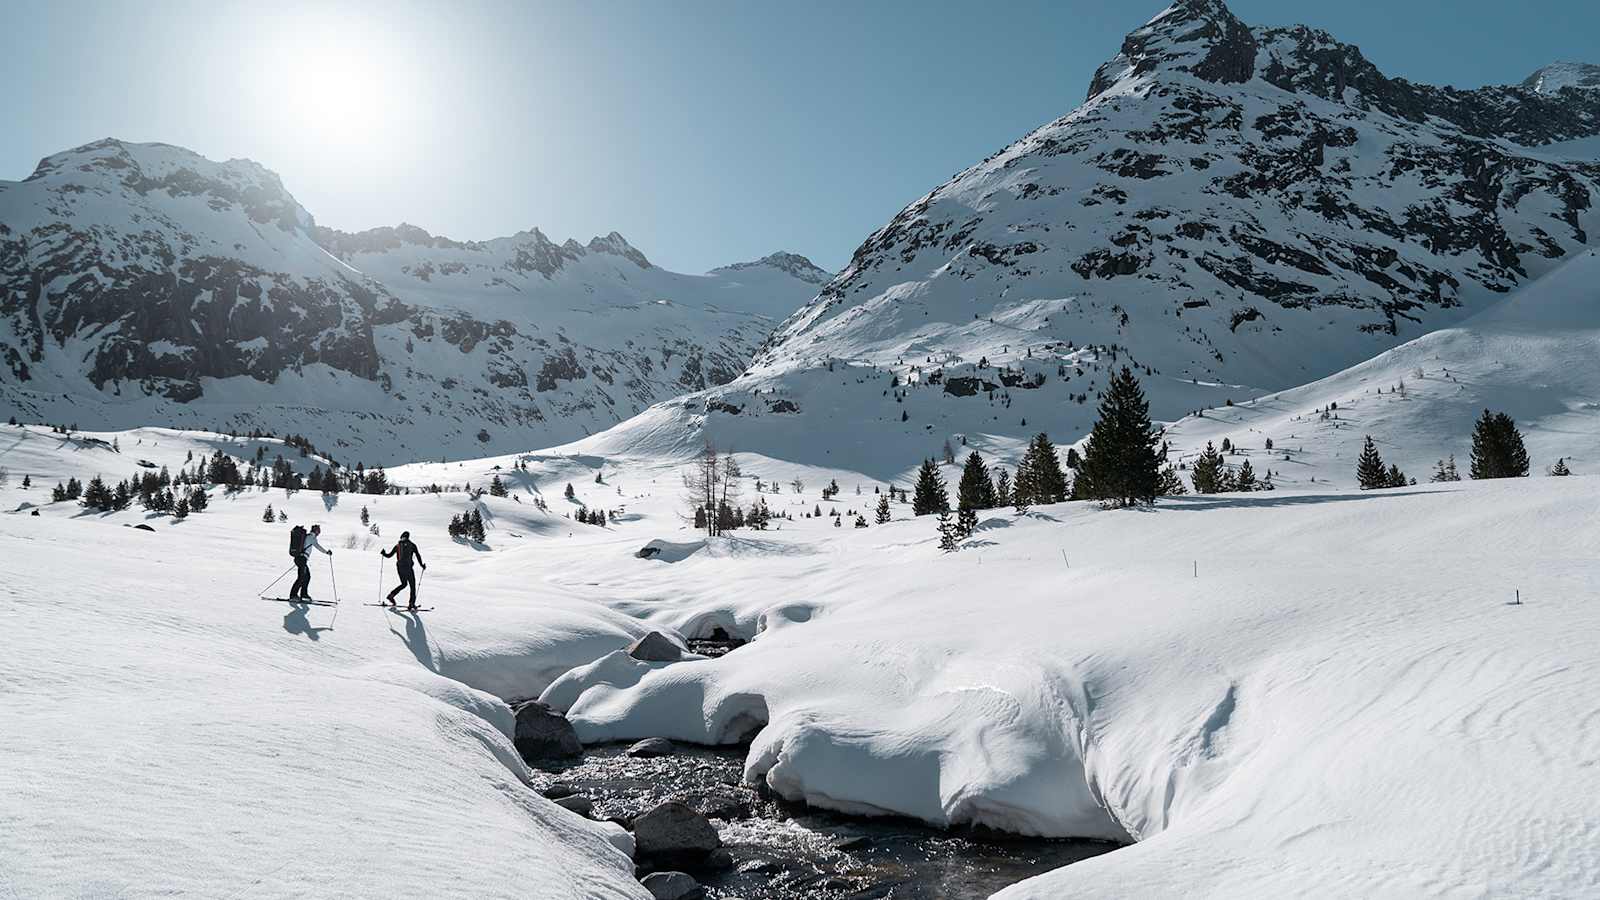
[383,539,424,570]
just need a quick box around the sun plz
[277,39,388,149]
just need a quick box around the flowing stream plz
[530,742,1118,899]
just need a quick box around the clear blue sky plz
[2,0,1593,273]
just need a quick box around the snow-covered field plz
[4,421,1599,897]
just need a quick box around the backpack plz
[289,524,307,557]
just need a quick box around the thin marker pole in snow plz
[1061,549,1068,567]
[1515,589,1521,605]
[1194,560,1198,579]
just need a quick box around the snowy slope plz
[1158,247,1600,489]
[0,481,656,897]
[1522,62,1600,95]
[563,0,1600,480]
[7,419,1600,897]
[0,139,828,464]
[533,476,1600,898]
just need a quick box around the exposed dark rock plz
[553,794,594,817]
[640,871,702,900]
[632,801,721,867]
[628,738,677,759]
[512,701,582,759]
[628,631,687,662]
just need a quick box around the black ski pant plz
[387,566,417,606]
[290,554,312,599]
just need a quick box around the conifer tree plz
[490,475,508,497]
[1020,434,1068,503]
[1157,465,1187,496]
[1431,455,1461,483]
[956,507,978,540]
[188,486,209,512]
[1386,463,1408,488]
[957,452,995,510]
[82,475,113,511]
[912,459,950,515]
[1191,442,1224,494]
[875,493,891,524]
[174,497,190,519]
[1356,436,1387,490]
[1235,459,1256,492]
[986,468,1008,507]
[1076,367,1163,507]
[1549,458,1572,476]
[263,504,276,523]
[1469,409,1530,479]
[936,510,958,551]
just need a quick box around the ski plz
[365,603,435,612]
[262,592,337,605]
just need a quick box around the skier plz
[288,523,333,601]
[381,531,427,609]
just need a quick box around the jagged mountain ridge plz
[0,139,829,463]
[569,0,1600,478]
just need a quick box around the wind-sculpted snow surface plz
[542,480,1600,897]
[0,475,655,898]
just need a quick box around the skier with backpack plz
[381,531,426,609]
[288,523,333,601]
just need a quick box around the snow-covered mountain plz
[571,0,1600,479]
[1160,247,1600,489]
[0,139,828,463]
[1522,62,1600,95]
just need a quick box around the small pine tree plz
[188,486,209,512]
[1431,455,1461,483]
[956,452,995,510]
[1549,458,1572,476]
[21,474,31,489]
[1191,443,1224,494]
[1386,463,1407,488]
[956,507,978,540]
[490,475,508,497]
[992,468,1012,507]
[1157,465,1187,496]
[82,476,113,511]
[936,510,958,551]
[1469,409,1530,479]
[1020,434,1068,503]
[174,496,190,519]
[1356,436,1387,490]
[911,459,950,515]
[468,509,487,543]
[875,493,891,524]
[360,505,370,525]
[1235,459,1256,492]
[1075,367,1162,507]
[564,483,576,500]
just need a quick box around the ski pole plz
[376,555,384,605]
[257,563,295,598]
[327,556,342,629]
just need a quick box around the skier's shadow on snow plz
[388,611,437,672]
[282,602,332,641]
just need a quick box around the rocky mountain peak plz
[20,137,310,234]
[713,251,832,285]
[585,230,651,268]
[1521,62,1600,94]
[1087,0,1255,101]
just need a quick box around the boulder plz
[632,801,721,867]
[512,701,582,759]
[626,737,676,758]
[540,782,577,800]
[702,848,735,871]
[594,820,634,859]
[553,795,594,817]
[133,523,154,531]
[635,545,662,559]
[628,631,685,662]
[673,789,752,821]
[640,871,702,900]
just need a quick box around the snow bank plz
[0,486,649,898]
[547,478,1600,897]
